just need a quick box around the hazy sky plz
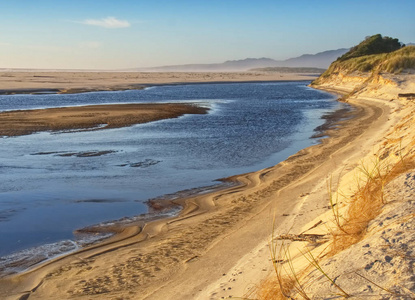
[1,0,414,70]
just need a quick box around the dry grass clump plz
[248,276,294,300]
[330,154,414,253]
[254,151,415,299]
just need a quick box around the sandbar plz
[0,103,208,137]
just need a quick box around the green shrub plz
[338,34,403,62]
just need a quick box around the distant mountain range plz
[133,48,350,72]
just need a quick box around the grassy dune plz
[316,45,415,80]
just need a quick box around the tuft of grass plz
[261,153,414,299]
[253,276,293,300]
[331,152,414,254]
[268,218,303,300]
[300,249,350,298]
[261,216,312,300]
[280,243,312,300]
[327,174,348,234]
[255,145,415,299]
[264,234,347,299]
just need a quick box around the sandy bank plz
[246,73,415,299]
[0,103,208,137]
[0,76,398,300]
[0,71,317,95]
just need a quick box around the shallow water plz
[0,81,340,263]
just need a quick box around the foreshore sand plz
[0,72,414,299]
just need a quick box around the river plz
[0,81,341,272]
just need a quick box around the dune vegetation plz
[315,35,415,83]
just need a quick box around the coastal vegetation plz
[338,34,403,61]
[314,35,415,82]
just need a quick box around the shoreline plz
[0,84,337,271]
[0,83,392,299]
[0,71,318,95]
[0,78,328,263]
[0,79,315,96]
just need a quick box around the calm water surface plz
[0,81,340,264]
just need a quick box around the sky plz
[1,0,414,70]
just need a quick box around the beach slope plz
[247,43,415,299]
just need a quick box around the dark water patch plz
[0,208,26,222]
[57,150,117,157]
[117,159,162,168]
[31,150,117,157]
[73,199,126,204]
[31,151,66,156]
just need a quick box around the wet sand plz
[0,103,208,137]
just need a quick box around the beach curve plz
[0,85,393,299]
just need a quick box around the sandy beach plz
[0,71,317,95]
[0,71,414,299]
